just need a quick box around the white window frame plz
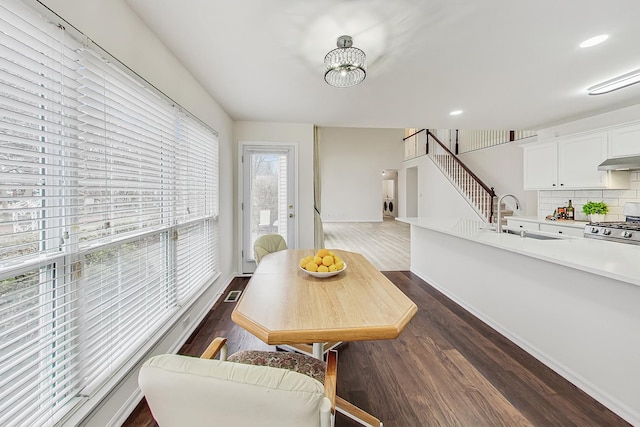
[0,1,219,424]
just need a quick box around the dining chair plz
[253,233,288,264]
[139,337,337,427]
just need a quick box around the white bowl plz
[299,262,347,278]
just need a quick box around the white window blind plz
[0,0,219,425]
[174,112,218,302]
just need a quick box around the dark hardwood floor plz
[123,272,630,427]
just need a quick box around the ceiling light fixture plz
[450,110,463,116]
[579,34,609,48]
[324,35,367,88]
[588,68,640,95]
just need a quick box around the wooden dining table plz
[231,248,417,427]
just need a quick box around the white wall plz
[399,133,536,220]
[404,166,418,217]
[234,122,315,250]
[402,155,481,220]
[318,127,404,222]
[37,1,235,426]
[537,104,640,139]
[459,141,538,216]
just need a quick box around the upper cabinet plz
[523,141,557,189]
[609,122,640,158]
[557,132,608,188]
[523,131,629,190]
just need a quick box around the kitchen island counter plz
[397,216,640,425]
[398,217,639,287]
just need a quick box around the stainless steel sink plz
[504,229,563,240]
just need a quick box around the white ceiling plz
[125,0,640,131]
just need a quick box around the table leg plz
[312,342,324,360]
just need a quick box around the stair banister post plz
[425,131,429,155]
[489,187,496,223]
[455,129,459,155]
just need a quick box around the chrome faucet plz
[496,194,520,233]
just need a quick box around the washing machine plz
[383,197,397,217]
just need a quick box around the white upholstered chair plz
[138,338,337,427]
[253,233,288,265]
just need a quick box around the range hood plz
[597,155,640,171]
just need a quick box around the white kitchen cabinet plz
[557,132,608,188]
[539,223,584,237]
[523,141,557,189]
[608,122,640,158]
[523,131,628,189]
[506,218,539,231]
[505,216,586,237]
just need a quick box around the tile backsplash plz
[538,172,640,221]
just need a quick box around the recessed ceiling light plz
[450,110,463,116]
[579,34,609,48]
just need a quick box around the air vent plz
[223,290,242,303]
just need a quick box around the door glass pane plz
[249,151,288,255]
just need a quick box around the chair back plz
[139,354,331,427]
[253,234,288,264]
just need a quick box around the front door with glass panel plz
[242,145,296,273]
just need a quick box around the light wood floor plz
[322,217,410,271]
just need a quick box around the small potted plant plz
[582,201,608,223]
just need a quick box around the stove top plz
[584,221,640,245]
[589,221,640,230]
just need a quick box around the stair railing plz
[455,129,536,154]
[424,130,496,223]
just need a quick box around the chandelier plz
[324,35,367,88]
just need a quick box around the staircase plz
[421,130,497,223]
[492,201,513,226]
[402,129,522,225]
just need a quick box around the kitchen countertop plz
[397,217,640,287]
[505,216,589,229]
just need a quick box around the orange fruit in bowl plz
[317,249,330,258]
[299,249,346,274]
[299,256,313,267]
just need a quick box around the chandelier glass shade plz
[324,35,367,88]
